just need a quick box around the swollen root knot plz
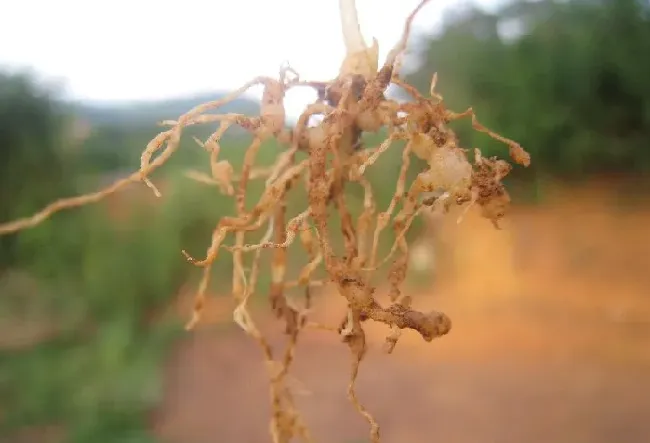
[387,305,452,342]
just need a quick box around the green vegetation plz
[406,0,650,199]
[0,73,262,441]
[1,0,649,441]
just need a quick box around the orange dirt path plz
[152,183,650,443]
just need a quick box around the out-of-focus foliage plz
[0,189,227,442]
[407,0,650,178]
[0,71,245,442]
[73,92,259,174]
[0,72,77,269]
[75,92,259,128]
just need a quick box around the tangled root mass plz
[0,1,530,441]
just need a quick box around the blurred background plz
[1,0,649,442]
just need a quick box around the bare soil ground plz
[152,184,650,443]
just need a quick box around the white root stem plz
[337,0,380,80]
[339,0,367,54]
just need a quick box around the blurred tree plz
[0,71,78,270]
[407,0,650,178]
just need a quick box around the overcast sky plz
[1,0,498,115]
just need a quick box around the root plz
[0,0,529,441]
